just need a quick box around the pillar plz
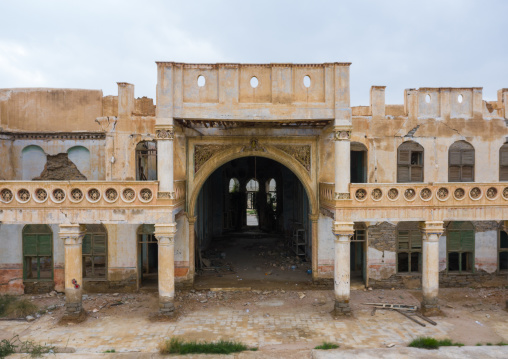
[332,221,355,316]
[59,224,86,320]
[187,215,197,278]
[420,221,444,316]
[334,127,352,199]
[155,124,175,199]
[370,86,386,119]
[310,213,319,280]
[155,223,177,315]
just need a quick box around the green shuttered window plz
[22,225,53,281]
[83,232,107,278]
[397,226,422,273]
[447,222,475,273]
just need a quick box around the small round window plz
[303,75,311,88]
[250,76,259,88]
[197,75,206,87]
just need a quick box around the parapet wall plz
[353,87,508,120]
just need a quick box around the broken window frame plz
[82,227,107,279]
[396,227,422,274]
[22,225,53,281]
[135,141,157,181]
[397,141,424,183]
[446,221,475,274]
[499,226,508,272]
[499,143,508,181]
[448,141,475,182]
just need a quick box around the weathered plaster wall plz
[317,215,335,277]
[104,224,137,290]
[174,211,189,279]
[0,224,24,294]
[0,88,103,132]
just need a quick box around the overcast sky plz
[0,0,506,106]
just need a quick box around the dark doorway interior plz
[194,157,312,289]
[137,225,158,288]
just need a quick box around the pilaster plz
[420,221,444,316]
[154,223,177,315]
[333,125,352,199]
[155,124,175,198]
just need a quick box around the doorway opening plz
[194,156,312,289]
[137,224,158,289]
[351,142,368,183]
[351,223,368,288]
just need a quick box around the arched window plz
[397,141,424,182]
[83,224,107,278]
[449,141,474,182]
[500,143,508,181]
[229,178,240,193]
[246,179,259,226]
[396,222,422,273]
[136,141,157,181]
[67,146,91,180]
[22,145,46,180]
[22,225,53,281]
[246,179,259,192]
[447,221,474,273]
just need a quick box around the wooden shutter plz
[398,231,410,250]
[461,231,475,251]
[462,150,475,165]
[410,166,423,182]
[82,234,92,255]
[411,231,422,249]
[93,234,106,255]
[448,231,461,251]
[449,166,461,182]
[38,235,52,256]
[398,149,411,165]
[501,148,508,166]
[501,166,508,181]
[461,166,474,182]
[449,150,462,165]
[23,235,38,256]
[398,166,410,183]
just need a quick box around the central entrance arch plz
[192,156,316,289]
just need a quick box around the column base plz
[421,298,442,317]
[333,300,352,316]
[60,302,86,323]
[159,300,175,316]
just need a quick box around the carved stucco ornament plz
[242,138,265,152]
[274,144,311,172]
[155,126,174,140]
[194,144,233,173]
[157,191,176,199]
[334,130,351,141]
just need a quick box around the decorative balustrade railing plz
[0,181,185,208]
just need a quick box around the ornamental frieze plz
[274,144,311,172]
[194,144,233,173]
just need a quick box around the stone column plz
[155,125,175,199]
[187,215,197,278]
[309,213,319,280]
[332,221,355,316]
[154,223,177,315]
[333,127,352,199]
[420,221,444,316]
[59,224,86,320]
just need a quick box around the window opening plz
[500,229,508,271]
[397,226,422,273]
[23,225,53,281]
[136,141,157,181]
[397,142,424,182]
[246,178,259,226]
[83,224,107,278]
[449,141,475,182]
[266,178,277,211]
[447,221,474,273]
[499,143,508,181]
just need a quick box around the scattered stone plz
[200,299,208,303]
[93,309,99,313]
[47,305,57,311]
[113,293,120,297]
[26,315,35,322]
[368,287,373,291]
[49,291,57,297]
[298,292,306,299]
[386,343,396,348]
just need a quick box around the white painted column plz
[155,124,175,198]
[155,223,177,315]
[59,224,86,320]
[420,221,444,316]
[334,129,351,198]
[332,221,355,316]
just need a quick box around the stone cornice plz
[2,132,106,140]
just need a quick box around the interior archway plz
[193,156,313,289]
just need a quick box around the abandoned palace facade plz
[1,62,507,317]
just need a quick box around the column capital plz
[155,124,174,140]
[420,221,444,241]
[155,223,177,245]
[59,224,86,245]
[332,221,355,241]
[186,214,197,224]
[333,125,352,141]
